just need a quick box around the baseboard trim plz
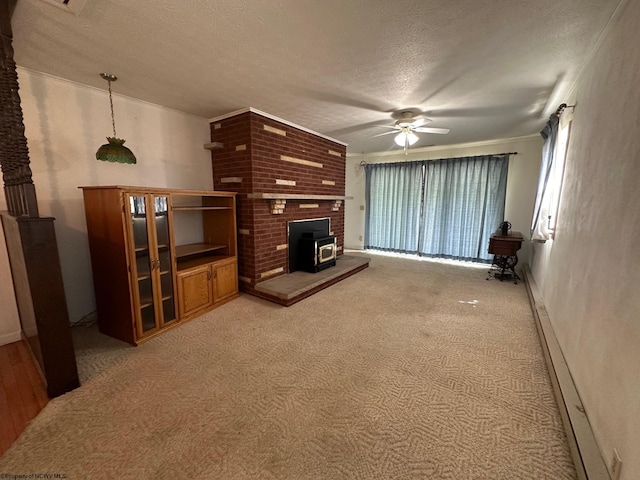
[0,330,22,347]
[522,264,610,480]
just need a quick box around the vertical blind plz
[365,155,509,262]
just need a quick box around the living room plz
[1,1,638,479]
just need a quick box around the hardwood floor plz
[0,340,48,456]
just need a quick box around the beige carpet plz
[0,253,576,479]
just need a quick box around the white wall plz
[0,68,212,324]
[0,224,21,346]
[345,135,543,264]
[530,1,640,478]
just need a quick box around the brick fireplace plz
[208,108,349,301]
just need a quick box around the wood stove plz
[288,218,336,273]
[298,232,337,273]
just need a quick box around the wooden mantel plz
[247,193,353,200]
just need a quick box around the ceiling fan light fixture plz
[394,131,419,147]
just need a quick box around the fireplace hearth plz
[255,254,370,306]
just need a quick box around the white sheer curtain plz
[531,114,560,241]
[364,161,424,253]
[365,155,509,262]
[420,155,508,261]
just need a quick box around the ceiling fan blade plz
[410,117,431,128]
[374,125,401,130]
[326,120,391,137]
[371,130,398,138]
[413,127,450,134]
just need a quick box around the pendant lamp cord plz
[107,79,117,138]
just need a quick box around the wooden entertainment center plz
[80,186,238,345]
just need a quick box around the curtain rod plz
[361,151,517,168]
[555,103,575,116]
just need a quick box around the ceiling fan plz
[373,111,450,153]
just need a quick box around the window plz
[547,115,571,234]
[531,108,572,241]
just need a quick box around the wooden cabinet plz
[177,264,213,319]
[488,232,523,257]
[213,258,238,302]
[177,257,238,320]
[487,231,523,283]
[80,186,239,345]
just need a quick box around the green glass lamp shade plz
[96,137,137,164]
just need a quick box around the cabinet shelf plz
[175,243,227,258]
[140,298,154,309]
[172,206,233,211]
[177,255,235,272]
[139,294,173,308]
[136,269,170,281]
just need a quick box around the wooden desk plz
[487,231,523,283]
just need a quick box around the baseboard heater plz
[522,265,610,480]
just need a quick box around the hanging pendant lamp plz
[95,73,137,164]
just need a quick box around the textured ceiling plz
[12,0,621,154]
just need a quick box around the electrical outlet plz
[359,236,363,241]
[360,205,365,210]
[611,448,622,480]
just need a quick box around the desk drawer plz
[489,239,519,256]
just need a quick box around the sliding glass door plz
[365,155,509,263]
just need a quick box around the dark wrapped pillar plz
[0,0,79,397]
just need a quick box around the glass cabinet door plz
[152,195,176,326]
[127,194,177,339]
[129,195,158,336]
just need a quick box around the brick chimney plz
[208,108,347,300]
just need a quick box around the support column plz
[0,0,38,217]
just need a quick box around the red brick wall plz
[210,111,346,294]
